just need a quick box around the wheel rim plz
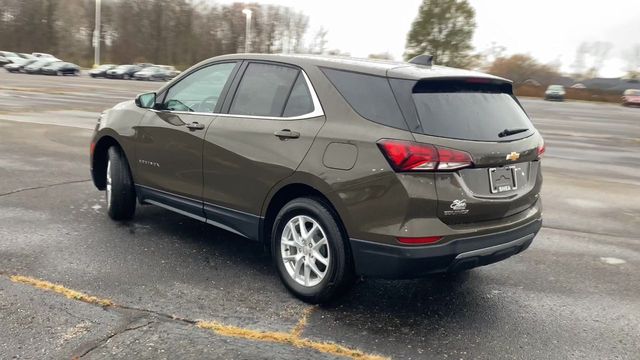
[280,215,330,287]
[106,160,112,209]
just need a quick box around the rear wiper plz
[498,128,529,138]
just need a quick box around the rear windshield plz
[413,92,533,141]
[391,78,533,141]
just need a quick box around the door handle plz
[186,122,206,130]
[274,129,300,139]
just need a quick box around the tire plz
[56,70,63,76]
[106,146,136,221]
[272,197,354,303]
[123,74,130,80]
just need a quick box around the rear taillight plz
[377,139,473,172]
[537,138,545,159]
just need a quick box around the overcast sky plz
[218,0,640,77]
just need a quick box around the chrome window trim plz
[151,69,324,120]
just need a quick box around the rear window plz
[393,79,533,141]
[322,68,408,130]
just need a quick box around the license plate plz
[489,166,518,194]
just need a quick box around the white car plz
[31,52,62,61]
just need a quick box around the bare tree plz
[624,44,640,73]
[308,27,328,55]
[0,0,310,67]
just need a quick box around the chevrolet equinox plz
[90,54,544,303]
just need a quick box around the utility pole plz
[242,9,252,53]
[93,0,101,67]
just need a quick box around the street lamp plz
[242,8,252,53]
[93,0,101,67]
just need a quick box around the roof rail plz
[408,54,433,67]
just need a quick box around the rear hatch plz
[389,77,543,225]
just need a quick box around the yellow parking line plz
[10,275,114,307]
[197,321,388,360]
[291,305,318,337]
[6,274,390,360]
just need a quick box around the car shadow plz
[129,205,502,338]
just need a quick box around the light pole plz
[93,0,101,67]
[242,8,252,53]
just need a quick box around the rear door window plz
[230,63,300,117]
[282,74,314,117]
[322,68,408,130]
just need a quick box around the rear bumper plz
[350,218,541,279]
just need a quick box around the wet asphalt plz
[0,71,639,359]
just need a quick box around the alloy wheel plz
[106,160,112,209]
[280,215,330,287]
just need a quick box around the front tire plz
[106,146,136,221]
[272,197,354,303]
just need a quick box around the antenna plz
[408,54,433,67]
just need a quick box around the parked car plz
[157,65,181,78]
[23,59,58,74]
[133,66,172,81]
[622,89,640,107]
[89,64,116,78]
[32,52,61,61]
[0,51,22,62]
[90,54,544,303]
[4,58,38,73]
[544,85,566,101]
[18,53,37,60]
[41,61,80,76]
[106,65,142,79]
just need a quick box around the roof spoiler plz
[408,54,433,67]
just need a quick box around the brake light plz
[537,138,545,159]
[377,139,473,172]
[398,236,443,245]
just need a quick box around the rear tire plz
[106,146,136,221]
[272,197,354,303]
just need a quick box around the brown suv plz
[90,54,544,303]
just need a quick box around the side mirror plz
[135,92,156,109]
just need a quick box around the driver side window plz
[163,62,237,113]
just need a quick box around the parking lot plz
[0,71,638,359]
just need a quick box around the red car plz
[622,89,640,107]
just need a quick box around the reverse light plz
[377,139,473,172]
[398,236,443,245]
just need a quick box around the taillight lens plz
[537,138,545,159]
[377,139,473,172]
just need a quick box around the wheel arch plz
[91,135,131,190]
[260,176,352,248]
